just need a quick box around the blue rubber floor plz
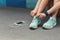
[0,7,60,40]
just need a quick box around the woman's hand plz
[35,13,46,19]
[30,10,37,17]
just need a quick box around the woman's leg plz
[47,1,60,15]
[31,0,49,17]
[35,0,49,18]
[38,1,60,18]
[37,0,49,13]
[30,0,42,17]
[29,0,42,30]
[29,0,49,30]
[51,0,60,19]
[42,0,60,30]
[34,0,42,12]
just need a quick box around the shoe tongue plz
[49,17,56,23]
[34,16,37,19]
[50,17,56,21]
[33,17,39,22]
[46,17,56,24]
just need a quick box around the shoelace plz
[32,17,39,23]
[47,18,56,25]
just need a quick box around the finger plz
[30,12,35,17]
[39,15,43,19]
[35,14,39,18]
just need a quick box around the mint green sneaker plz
[29,17,41,30]
[43,17,57,30]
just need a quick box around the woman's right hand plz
[30,10,37,17]
[35,13,46,19]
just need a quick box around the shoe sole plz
[42,23,57,30]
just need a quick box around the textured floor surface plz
[0,7,60,40]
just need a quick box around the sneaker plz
[43,17,57,30]
[29,17,41,30]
